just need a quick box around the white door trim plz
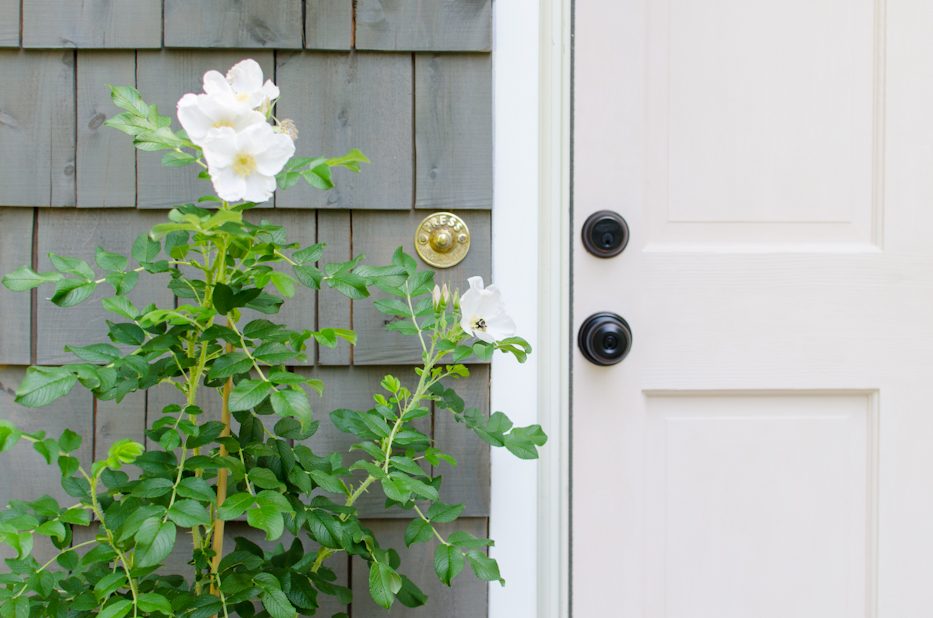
[489,0,572,616]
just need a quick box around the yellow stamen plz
[212,119,235,129]
[232,153,257,177]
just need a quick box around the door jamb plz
[489,0,572,616]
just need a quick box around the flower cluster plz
[177,59,295,203]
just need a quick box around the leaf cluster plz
[0,83,546,617]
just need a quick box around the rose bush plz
[0,60,545,617]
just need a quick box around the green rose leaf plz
[218,492,255,521]
[49,253,95,279]
[229,379,273,412]
[368,561,403,609]
[51,278,97,307]
[247,503,285,541]
[426,501,464,524]
[270,389,313,428]
[95,247,128,273]
[1,266,61,292]
[136,592,173,615]
[134,519,176,568]
[65,343,122,364]
[15,366,78,408]
[168,499,212,527]
[466,551,505,585]
[433,544,464,586]
[404,518,433,547]
[97,599,133,618]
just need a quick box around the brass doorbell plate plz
[414,212,470,269]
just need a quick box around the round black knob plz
[581,210,629,258]
[577,312,633,366]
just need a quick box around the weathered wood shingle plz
[0,0,18,47]
[435,365,490,516]
[0,209,34,365]
[306,0,353,50]
[317,210,353,365]
[416,54,493,210]
[351,210,491,365]
[95,391,147,460]
[22,0,162,49]
[164,0,303,49]
[0,51,75,207]
[356,0,492,52]
[0,367,94,505]
[76,52,137,208]
[36,210,175,364]
[136,51,275,209]
[275,52,413,210]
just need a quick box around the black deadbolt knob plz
[578,312,633,366]
[581,210,629,258]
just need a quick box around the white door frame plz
[489,0,572,616]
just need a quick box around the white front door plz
[572,1,933,616]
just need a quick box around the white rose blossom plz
[201,123,295,203]
[222,59,280,113]
[459,276,516,343]
[177,90,264,145]
[176,59,295,203]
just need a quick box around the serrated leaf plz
[51,278,97,307]
[404,518,433,547]
[467,551,505,584]
[229,379,273,412]
[134,519,176,568]
[95,247,128,273]
[433,544,464,586]
[101,295,138,320]
[261,587,298,618]
[426,502,464,523]
[49,253,95,279]
[1,266,61,291]
[14,366,77,408]
[65,342,122,364]
[247,503,285,541]
[270,389,313,428]
[368,561,402,609]
[97,599,133,618]
[168,499,211,527]
[208,351,253,380]
[175,477,216,502]
[218,492,254,520]
[137,592,173,615]
[131,233,160,263]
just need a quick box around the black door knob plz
[578,312,632,366]
[581,210,629,258]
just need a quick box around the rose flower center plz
[232,153,257,177]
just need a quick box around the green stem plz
[84,471,140,616]
[10,539,98,599]
[228,320,268,381]
[413,504,447,544]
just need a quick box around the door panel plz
[573,0,933,615]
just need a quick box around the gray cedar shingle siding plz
[0,4,493,614]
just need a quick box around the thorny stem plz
[10,539,98,599]
[413,504,447,545]
[83,469,140,616]
[312,288,439,573]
